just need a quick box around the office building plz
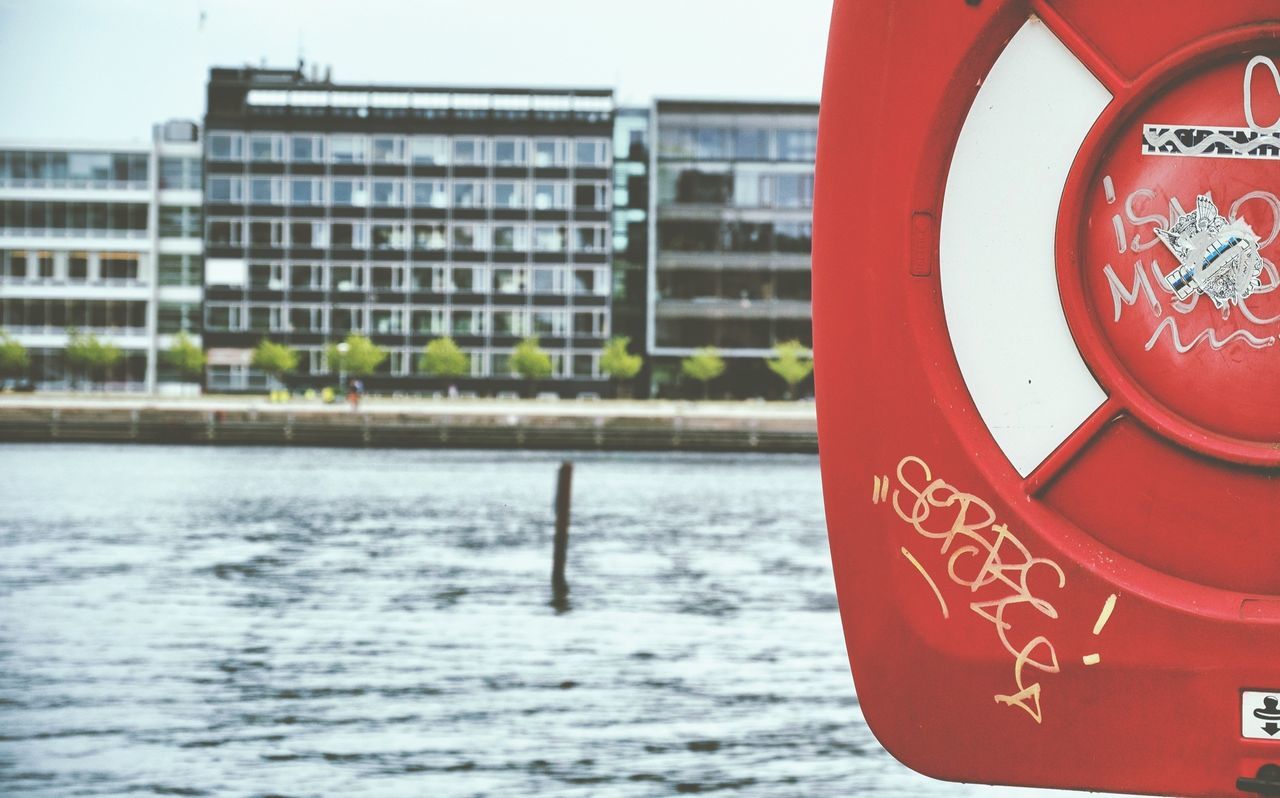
[0,121,203,392]
[201,66,615,394]
[648,100,817,398]
[609,107,651,395]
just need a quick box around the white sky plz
[0,0,832,144]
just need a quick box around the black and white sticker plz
[1243,691,1280,740]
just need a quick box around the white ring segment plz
[939,18,1110,477]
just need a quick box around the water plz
[0,445,1074,797]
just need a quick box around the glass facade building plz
[648,100,817,397]
[0,121,204,391]
[201,67,615,394]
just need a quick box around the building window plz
[493,182,526,209]
[777,129,818,161]
[451,307,481,335]
[533,182,568,210]
[492,224,529,252]
[158,302,200,334]
[450,266,477,292]
[208,218,243,246]
[290,135,325,163]
[451,223,487,251]
[291,178,325,205]
[574,182,609,210]
[574,225,607,253]
[208,176,243,203]
[533,225,566,252]
[371,136,405,164]
[453,138,487,166]
[734,129,773,160]
[411,136,449,165]
[289,263,322,289]
[534,139,569,167]
[248,133,282,162]
[370,307,403,334]
[248,219,285,246]
[413,223,447,251]
[69,252,89,281]
[411,308,444,335]
[372,223,407,250]
[159,206,201,238]
[330,135,367,164]
[330,222,369,248]
[452,180,486,209]
[531,267,563,294]
[493,138,528,166]
[574,139,609,167]
[160,157,201,190]
[331,265,365,291]
[206,304,243,331]
[372,180,404,207]
[208,132,242,161]
[413,180,447,208]
[492,267,526,294]
[289,220,328,248]
[158,254,201,286]
[249,263,284,289]
[775,173,814,209]
[331,179,369,207]
[249,177,282,205]
[411,265,444,292]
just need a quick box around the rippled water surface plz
[1,445,1071,797]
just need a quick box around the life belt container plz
[814,2,1280,795]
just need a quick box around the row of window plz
[160,157,203,190]
[237,261,609,296]
[205,303,608,338]
[657,125,818,162]
[208,132,611,168]
[207,176,610,211]
[0,249,143,282]
[208,218,610,254]
[0,151,149,188]
[208,347,602,382]
[0,201,149,236]
[659,220,814,254]
[658,167,814,209]
[0,298,148,330]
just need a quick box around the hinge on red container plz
[1239,764,1280,796]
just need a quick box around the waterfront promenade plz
[0,394,817,453]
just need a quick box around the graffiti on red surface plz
[880,455,1066,724]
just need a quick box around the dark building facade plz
[648,100,817,398]
[201,67,615,394]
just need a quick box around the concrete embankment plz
[0,397,817,453]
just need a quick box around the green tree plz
[419,336,470,378]
[511,336,553,395]
[164,332,206,381]
[65,330,122,390]
[0,332,30,380]
[326,333,387,378]
[766,339,814,399]
[600,336,643,398]
[251,339,298,387]
[681,346,725,399]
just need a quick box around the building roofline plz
[0,139,152,152]
[654,98,819,114]
[207,67,613,98]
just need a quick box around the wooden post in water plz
[551,461,573,604]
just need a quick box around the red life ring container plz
[815,2,1280,795]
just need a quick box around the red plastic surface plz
[814,2,1280,796]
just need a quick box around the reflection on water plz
[0,445,1067,797]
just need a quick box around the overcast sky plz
[0,0,832,144]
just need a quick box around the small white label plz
[1243,691,1280,740]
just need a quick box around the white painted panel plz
[205,258,247,287]
[940,19,1110,477]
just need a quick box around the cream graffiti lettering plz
[888,456,1064,724]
